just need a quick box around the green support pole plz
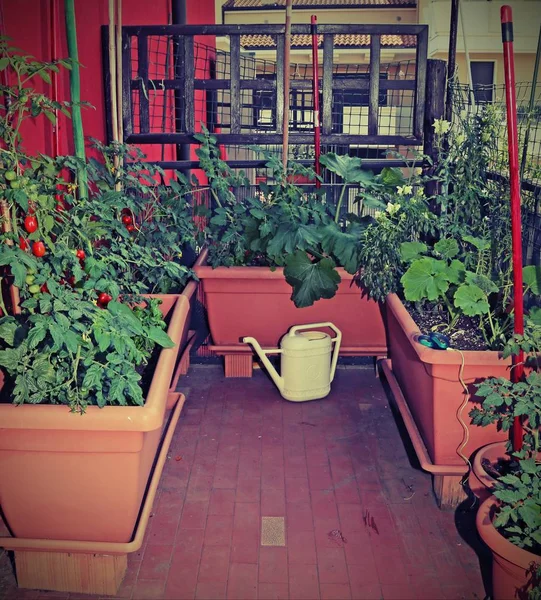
[64,0,88,199]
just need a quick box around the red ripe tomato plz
[19,236,29,251]
[122,214,133,226]
[67,276,76,287]
[98,292,112,306]
[24,215,38,233]
[32,241,46,257]
[40,283,49,293]
[76,249,86,261]
[126,224,135,233]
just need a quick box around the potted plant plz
[476,457,541,600]
[0,41,193,595]
[361,111,541,506]
[193,127,395,376]
[468,321,541,502]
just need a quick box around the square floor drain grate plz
[261,516,285,546]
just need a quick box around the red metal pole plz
[501,5,524,451]
[311,15,321,188]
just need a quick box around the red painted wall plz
[1,0,216,165]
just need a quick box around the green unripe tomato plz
[10,180,20,189]
[4,170,17,181]
[28,284,41,294]
[25,275,35,285]
[27,268,36,275]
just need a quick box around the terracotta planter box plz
[476,496,540,600]
[386,293,509,466]
[383,294,509,507]
[0,292,191,544]
[194,249,387,376]
[148,281,198,408]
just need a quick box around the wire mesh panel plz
[106,23,428,153]
[449,81,541,266]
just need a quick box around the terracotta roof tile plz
[240,33,417,48]
[224,0,416,8]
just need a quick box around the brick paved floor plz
[0,364,491,600]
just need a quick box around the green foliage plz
[492,459,541,555]
[0,36,73,156]
[0,41,193,411]
[470,321,541,458]
[355,186,437,302]
[196,127,383,307]
[0,290,173,413]
[400,234,541,347]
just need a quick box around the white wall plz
[419,0,541,56]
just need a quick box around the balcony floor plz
[0,364,490,600]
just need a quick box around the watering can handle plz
[289,322,342,383]
[289,322,340,339]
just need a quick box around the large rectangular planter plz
[0,292,191,545]
[194,249,387,376]
[386,293,508,468]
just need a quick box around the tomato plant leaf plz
[146,326,175,349]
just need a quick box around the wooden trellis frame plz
[102,22,429,165]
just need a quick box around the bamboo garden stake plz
[282,0,292,170]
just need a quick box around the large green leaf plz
[284,251,341,308]
[462,235,490,251]
[445,260,465,285]
[434,238,459,260]
[464,271,499,294]
[453,284,489,316]
[528,307,541,327]
[523,265,541,295]
[379,167,405,187]
[320,223,362,274]
[400,258,450,302]
[319,153,374,185]
[400,241,427,263]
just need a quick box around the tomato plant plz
[0,40,192,411]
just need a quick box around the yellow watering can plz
[243,322,342,402]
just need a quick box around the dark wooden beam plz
[230,35,241,134]
[322,33,333,135]
[368,34,381,136]
[137,34,149,134]
[183,36,195,134]
[127,132,422,145]
[413,25,428,140]
[121,23,428,36]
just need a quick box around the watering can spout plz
[242,337,284,393]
